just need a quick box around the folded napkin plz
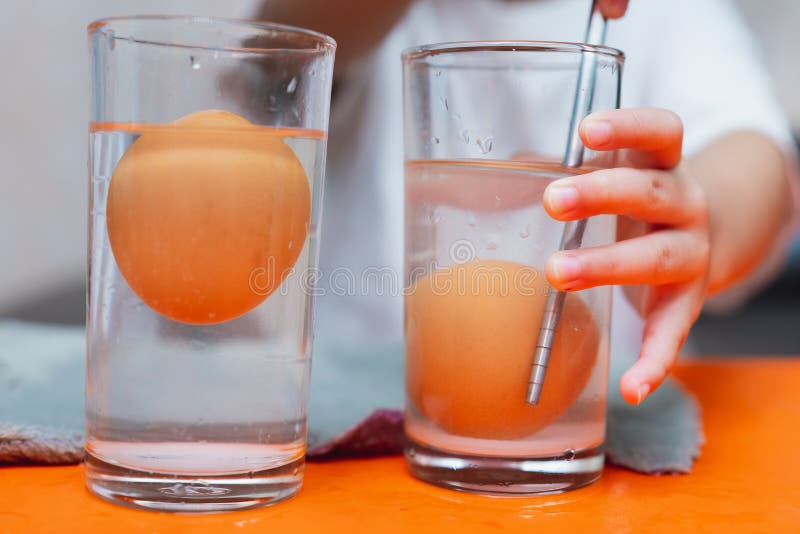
[0,321,702,473]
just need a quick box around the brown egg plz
[106,110,310,324]
[406,259,599,439]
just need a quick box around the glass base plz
[405,438,604,495]
[85,452,304,512]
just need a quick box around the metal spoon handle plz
[526,1,607,406]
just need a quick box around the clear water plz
[404,159,612,464]
[86,126,325,477]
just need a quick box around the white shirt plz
[315,0,797,357]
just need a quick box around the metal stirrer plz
[526,1,608,405]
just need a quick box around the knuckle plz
[645,171,670,212]
[651,240,674,278]
[602,252,621,279]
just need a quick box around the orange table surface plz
[2,358,799,533]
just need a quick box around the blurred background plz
[0,0,798,354]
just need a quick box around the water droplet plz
[189,56,200,70]
[310,68,316,76]
[288,240,293,250]
[428,211,444,225]
[476,136,494,155]
[287,77,298,93]
[431,136,440,145]
[520,224,530,239]
[460,129,470,144]
[494,195,501,206]
[440,97,449,111]
[564,448,576,460]
[434,70,442,77]
[452,112,462,120]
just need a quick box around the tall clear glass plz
[86,16,335,511]
[403,42,623,494]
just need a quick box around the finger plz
[619,281,705,404]
[543,167,704,224]
[597,0,629,19]
[580,107,683,169]
[546,230,707,290]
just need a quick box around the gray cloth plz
[606,365,705,473]
[0,321,702,472]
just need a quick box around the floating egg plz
[106,110,310,324]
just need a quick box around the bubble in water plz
[440,97,449,111]
[159,484,230,497]
[467,213,477,228]
[460,129,470,144]
[287,77,298,93]
[431,136,440,145]
[434,70,442,77]
[484,232,501,250]
[564,448,576,460]
[476,136,494,155]
[520,224,530,239]
[189,56,200,70]
[428,212,443,224]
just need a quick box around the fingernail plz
[582,119,613,147]
[635,383,651,405]
[551,255,581,284]
[545,184,579,215]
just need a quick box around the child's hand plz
[543,107,710,405]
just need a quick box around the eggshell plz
[106,110,310,324]
[406,259,599,439]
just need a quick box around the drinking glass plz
[86,16,334,511]
[402,41,622,494]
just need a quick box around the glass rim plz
[87,15,337,54]
[402,40,624,62]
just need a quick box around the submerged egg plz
[406,259,599,439]
[106,110,310,324]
